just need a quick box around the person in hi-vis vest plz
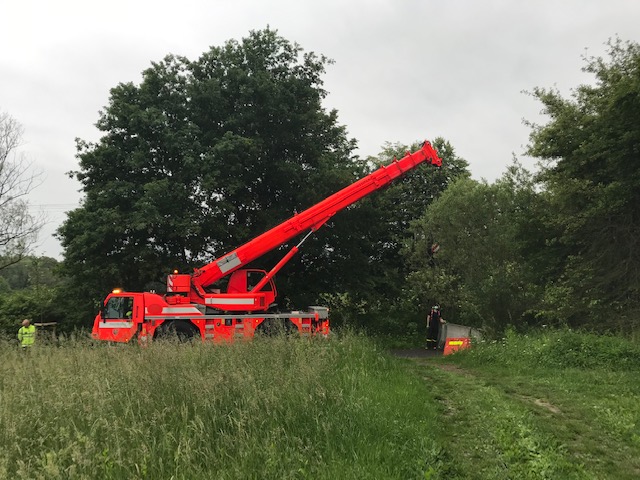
[18,319,36,349]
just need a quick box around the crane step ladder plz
[205,323,215,340]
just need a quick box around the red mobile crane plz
[92,141,442,343]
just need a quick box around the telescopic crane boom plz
[165,141,442,312]
[192,141,441,290]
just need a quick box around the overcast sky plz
[2,0,639,259]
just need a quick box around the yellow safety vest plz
[18,325,36,347]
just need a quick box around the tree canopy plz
[527,38,640,328]
[405,38,640,336]
[406,161,542,335]
[57,28,369,322]
[307,138,469,332]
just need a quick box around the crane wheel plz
[255,318,298,337]
[154,320,198,342]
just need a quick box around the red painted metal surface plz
[92,141,442,343]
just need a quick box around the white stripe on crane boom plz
[217,252,241,273]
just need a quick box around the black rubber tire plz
[254,318,298,337]
[154,320,198,342]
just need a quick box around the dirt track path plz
[389,348,443,358]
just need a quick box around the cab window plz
[104,296,134,319]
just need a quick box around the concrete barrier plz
[438,322,481,349]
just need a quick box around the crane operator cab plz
[102,293,134,320]
[93,290,140,343]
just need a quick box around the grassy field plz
[0,330,638,479]
[0,334,444,479]
[424,329,640,479]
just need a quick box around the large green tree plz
[58,28,365,326]
[527,38,640,329]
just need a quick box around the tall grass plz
[443,328,640,479]
[0,333,444,479]
[453,327,640,370]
